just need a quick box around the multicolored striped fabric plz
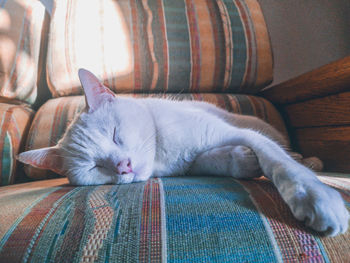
[0,174,349,262]
[0,0,49,105]
[46,0,273,97]
[24,94,288,180]
[0,103,34,186]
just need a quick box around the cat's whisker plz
[72,141,88,151]
[140,144,155,154]
[141,132,157,147]
[136,131,157,151]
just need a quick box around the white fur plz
[50,96,348,235]
[18,70,349,237]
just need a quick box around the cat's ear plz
[17,147,64,175]
[78,68,115,113]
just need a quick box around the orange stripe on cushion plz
[0,187,74,262]
[193,0,215,92]
[185,0,201,93]
[245,0,273,90]
[141,0,159,91]
[216,0,233,91]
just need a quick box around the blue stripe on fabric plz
[1,132,12,186]
[165,191,247,204]
[222,0,247,89]
[162,177,277,262]
[113,211,122,243]
[167,213,263,232]
[235,95,254,116]
[163,0,191,92]
[60,220,69,235]
[315,237,330,263]
[105,243,112,263]
[45,234,58,263]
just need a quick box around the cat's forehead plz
[79,101,119,123]
[63,114,117,154]
[66,97,141,144]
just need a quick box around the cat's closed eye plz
[113,127,123,146]
[89,163,103,172]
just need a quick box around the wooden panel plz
[259,56,350,105]
[284,92,350,127]
[296,126,350,172]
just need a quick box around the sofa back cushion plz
[0,103,34,185]
[47,0,273,97]
[0,0,49,105]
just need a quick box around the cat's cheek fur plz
[114,173,135,184]
[132,168,153,182]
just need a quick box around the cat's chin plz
[132,171,152,183]
[113,173,135,184]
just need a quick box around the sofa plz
[0,0,349,262]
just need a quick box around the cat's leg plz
[220,127,349,236]
[301,157,324,172]
[190,145,262,179]
[289,152,324,172]
[190,101,288,146]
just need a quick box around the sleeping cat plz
[18,69,349,236]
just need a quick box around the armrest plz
[261,57,350,173]
[259,56,350,105]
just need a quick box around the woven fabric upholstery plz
[0,103,33,186]
[0,0,48,105]
[46,0,273,97]
[24,94,287,180]
[0,174,349,262]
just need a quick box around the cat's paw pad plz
[288,182,349,236]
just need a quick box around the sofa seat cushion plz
[0,103,34,186]
[23,94,288,180]
[47,0,272,96]
[0,0,49,105]
[0,174,349,262]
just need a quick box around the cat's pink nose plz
[116,159,132,175]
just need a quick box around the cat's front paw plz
[283,177,349,236]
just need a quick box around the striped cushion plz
[0,0,49,105]
[47,0,273,97]
[0,103,34,186]
[24,94,287,180]
[0,174,349,262]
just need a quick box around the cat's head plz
[18,69,156,185]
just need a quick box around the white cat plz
[18,69,349,236]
